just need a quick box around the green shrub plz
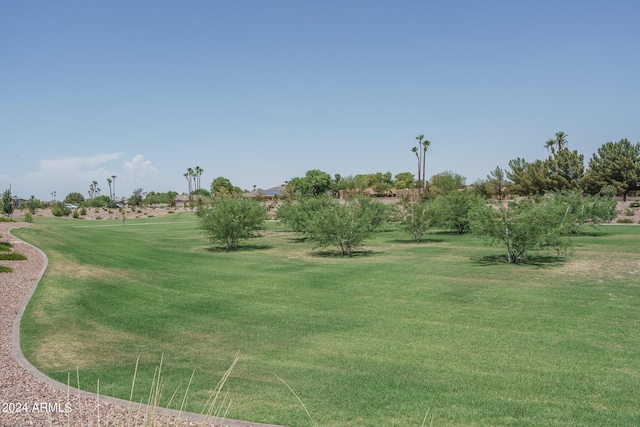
[23,212,34,223]
[80,206,87,215]
[0,217,14,223]
[0,265,12,273]
[198,197,268,250]
[471,198,571,263]
[72,209,80,219]
[616,218,634,224]
[394,199,436,242]
[307,197,388,255]
[0,241,12,252]
[630,201,640,208]
[51,204,71,217]
[0,252,27,260]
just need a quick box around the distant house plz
[11,197,27,208]
[243,185,286,199]
[175,194,203,207]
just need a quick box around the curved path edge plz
[8,224,285,427]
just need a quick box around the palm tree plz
[195,166,203,191]
[411,146,421,189]
[184,170,193,201]
[107,178,113,200]
[111,176,117,201]
[187,168,196,199]
[422,139,431,190]
[544,139,556,155]
[414,134,425,191]
[88,180,98,199]
[545,132,568,156]
[554,131,568,151]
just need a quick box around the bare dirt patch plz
[557,256,640,282]
[34,322,147,370]
[45,250,134,280]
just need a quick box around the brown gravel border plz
[1,222,284,427]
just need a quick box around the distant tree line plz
[476,135,640,201]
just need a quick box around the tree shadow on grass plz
[430,230,465,236]
[471,254,568,268]
[205,244,274,252]
[286,236,308,243]
[571,228,610,237]
[310,249,377,258]
[388,237,446,244]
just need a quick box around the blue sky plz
[2,0,639,201]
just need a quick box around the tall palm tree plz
[415,134,425,191]
[544,139,556,155]
[195,166,203,191]
[89,180,98,199]
[554,131,568,151]
[185,170,193,201]
[545,132,568,156]
[107,178,113,200]
[422,139,431,190]
[187,168,196,199]
[411,146,421,188]
[111,176,117,201]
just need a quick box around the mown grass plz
[15,214,640,426]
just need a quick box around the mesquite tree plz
[470,198,569,263]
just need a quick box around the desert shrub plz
[23,212,34,223]
[0,241,12,252]
[25,196,42,214]
[304,197,389,255]
[72,209,80,219]
[616,218,634,223]
[0,265,12,273]
[277,196,334,235]
[198,197,268,250]
[630,201,640,208]
[0,217,14,223]
[432,191,485,234]
[471,198,570,263]
[546,190,617,233]
[394,199,436,242]
[80,206,87,215]
[51,204,71,217]
[0,252,27,260]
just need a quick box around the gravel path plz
[0,222,283,427]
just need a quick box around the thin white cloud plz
[123,155,157,179]
[34,153,124,175]
[20,153,124,199]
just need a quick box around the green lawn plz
[15,214,640,426]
